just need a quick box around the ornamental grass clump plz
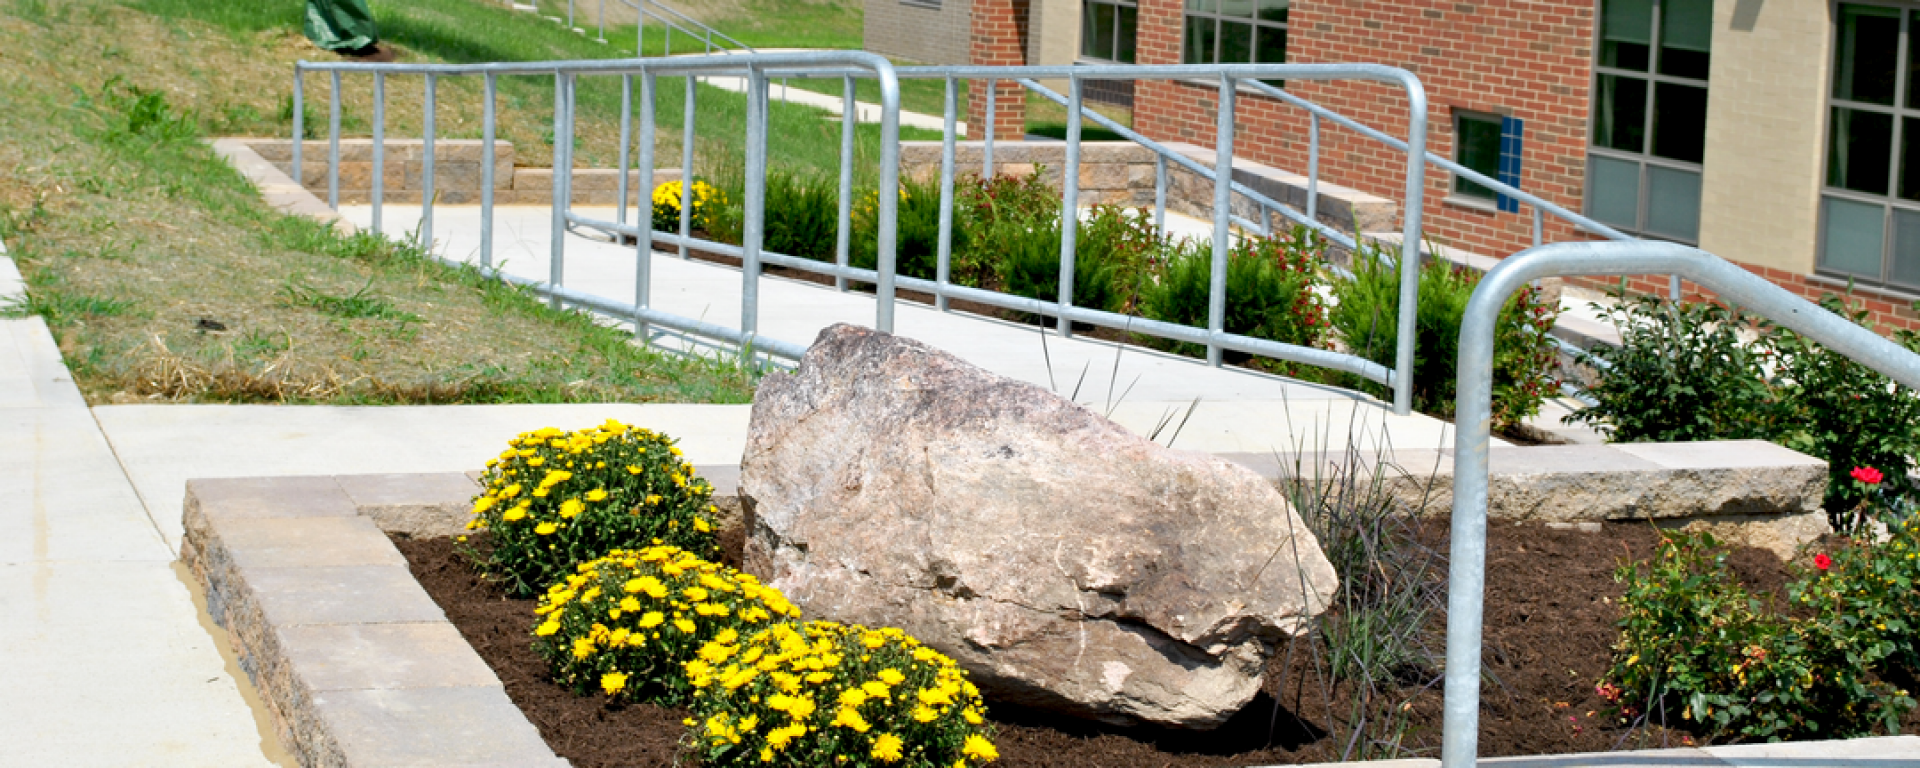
[684,621,999,767]
[532,546,801,704]
[469,420,721,597]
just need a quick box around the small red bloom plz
[1852,466,1885,485]
[1815,553,1833,571]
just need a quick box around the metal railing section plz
[1444,240,1920,768]
[291,51,903,363]
[733,62,1429,412]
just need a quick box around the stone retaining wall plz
[898,140,1398,237]
[243,139,679,207]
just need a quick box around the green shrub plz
[531,546,801,704]
[1769,297,1920,524]
[1000,218,1126,317]
[1603,530,1913,741]
[1328,248,1560,424]
[953,167,1060,288]
[852,175,955,282]
[685,621,998,768]
[1566,291,1777,443]
[468,420,721,597]
[1139,226,1329,376]
[763,170,840,263]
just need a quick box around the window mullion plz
[1888,8,1911,281]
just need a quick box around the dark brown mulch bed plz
[390,523,1815,767]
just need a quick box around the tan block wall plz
[242,139,680,206]
[862,0,973,65]
[1696,0,1833,275]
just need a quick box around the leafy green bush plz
[1139,226,1329,376]
[531,546,801,704]
[685,621,998,768]
[1329,248,1560,424]
[1604,530,1914,741]
[763,170,840,263]
[1570,292,1920,528]
[852,175,954,282]
[953,167,1060,289]
[1566,291,1777,443]
[1000,218,1128,317]
[467,420,721,597]
[1769,297,1920,523]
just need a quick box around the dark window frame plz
[1180,0,1288,72]
[1452,110,1505,203]
[1080,0,1139,64]
[1819,0,1920,292]
[1585,0,1712,244]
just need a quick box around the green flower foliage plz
[468,420,720,597]
[1566,292,1776,443]
[684,621,998,768]
[1603,529,1914,742]
[531,546,801,705]
[1141,225,1330,377]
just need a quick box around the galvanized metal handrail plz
[291,50,902,362]
[766,62,1428,413]
[620,0,755,57]
[1445,240,1920,767]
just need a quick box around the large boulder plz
[740,324,1338,728]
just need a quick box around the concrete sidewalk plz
[0,249,284,766]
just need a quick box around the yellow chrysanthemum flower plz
[601,671,628,694]
[871,732,904,763]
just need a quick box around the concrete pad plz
[246,566,447,626]
[1702,734,1920,765]
[0,394,170,565]
[276,623,500,691]
[0,561,279,767]
[307,687,563,767]
[1480,747,1721,767]
[93,402,753,553]
[1,316,88,410]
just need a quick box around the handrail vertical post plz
[936,75,958,312]
[679,74,696,259]
[1154,154,1168,239]
[1307,111,1320,223]
[291,65,304,191]
[328,71,341,210]
[835,74,855,292]
[550,72,571,310]
[482,73,497,269]
[1057,75,1085,338]
[875,64,903,334]
[1207,73,1237,367]
[618,74,632,226]
[422,73,437,253]
[636,71,657,340]
[741,66,768,345]
[1391,76,1430,415]
[636,0,644,54]
[1532,207,1543,248]
[982,78,996,176]
[371,71,386,235]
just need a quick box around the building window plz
[1820,2,1920,290]
[1455,112,1504,201]
[1586,0,1711,243]
[1081,0,1137,63]
[1182,0,1287,70]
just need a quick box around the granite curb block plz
[182,474,568,768]
[1217,440,1831,558]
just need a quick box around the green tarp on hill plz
[303,0,379,53]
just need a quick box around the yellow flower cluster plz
[470,420,719,597]
[685,621,997,767]
[652,179,725,232]
[532,546,801,704]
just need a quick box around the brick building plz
[865,0,1920,331]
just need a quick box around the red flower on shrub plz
[1851,466,1885,485]
[1815,553,1833,571]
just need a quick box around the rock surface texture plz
[740,325,1338,728]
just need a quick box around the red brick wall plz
[1567,271,1920,333]
[968,0,1029,139]
[1134,0,1597,258]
